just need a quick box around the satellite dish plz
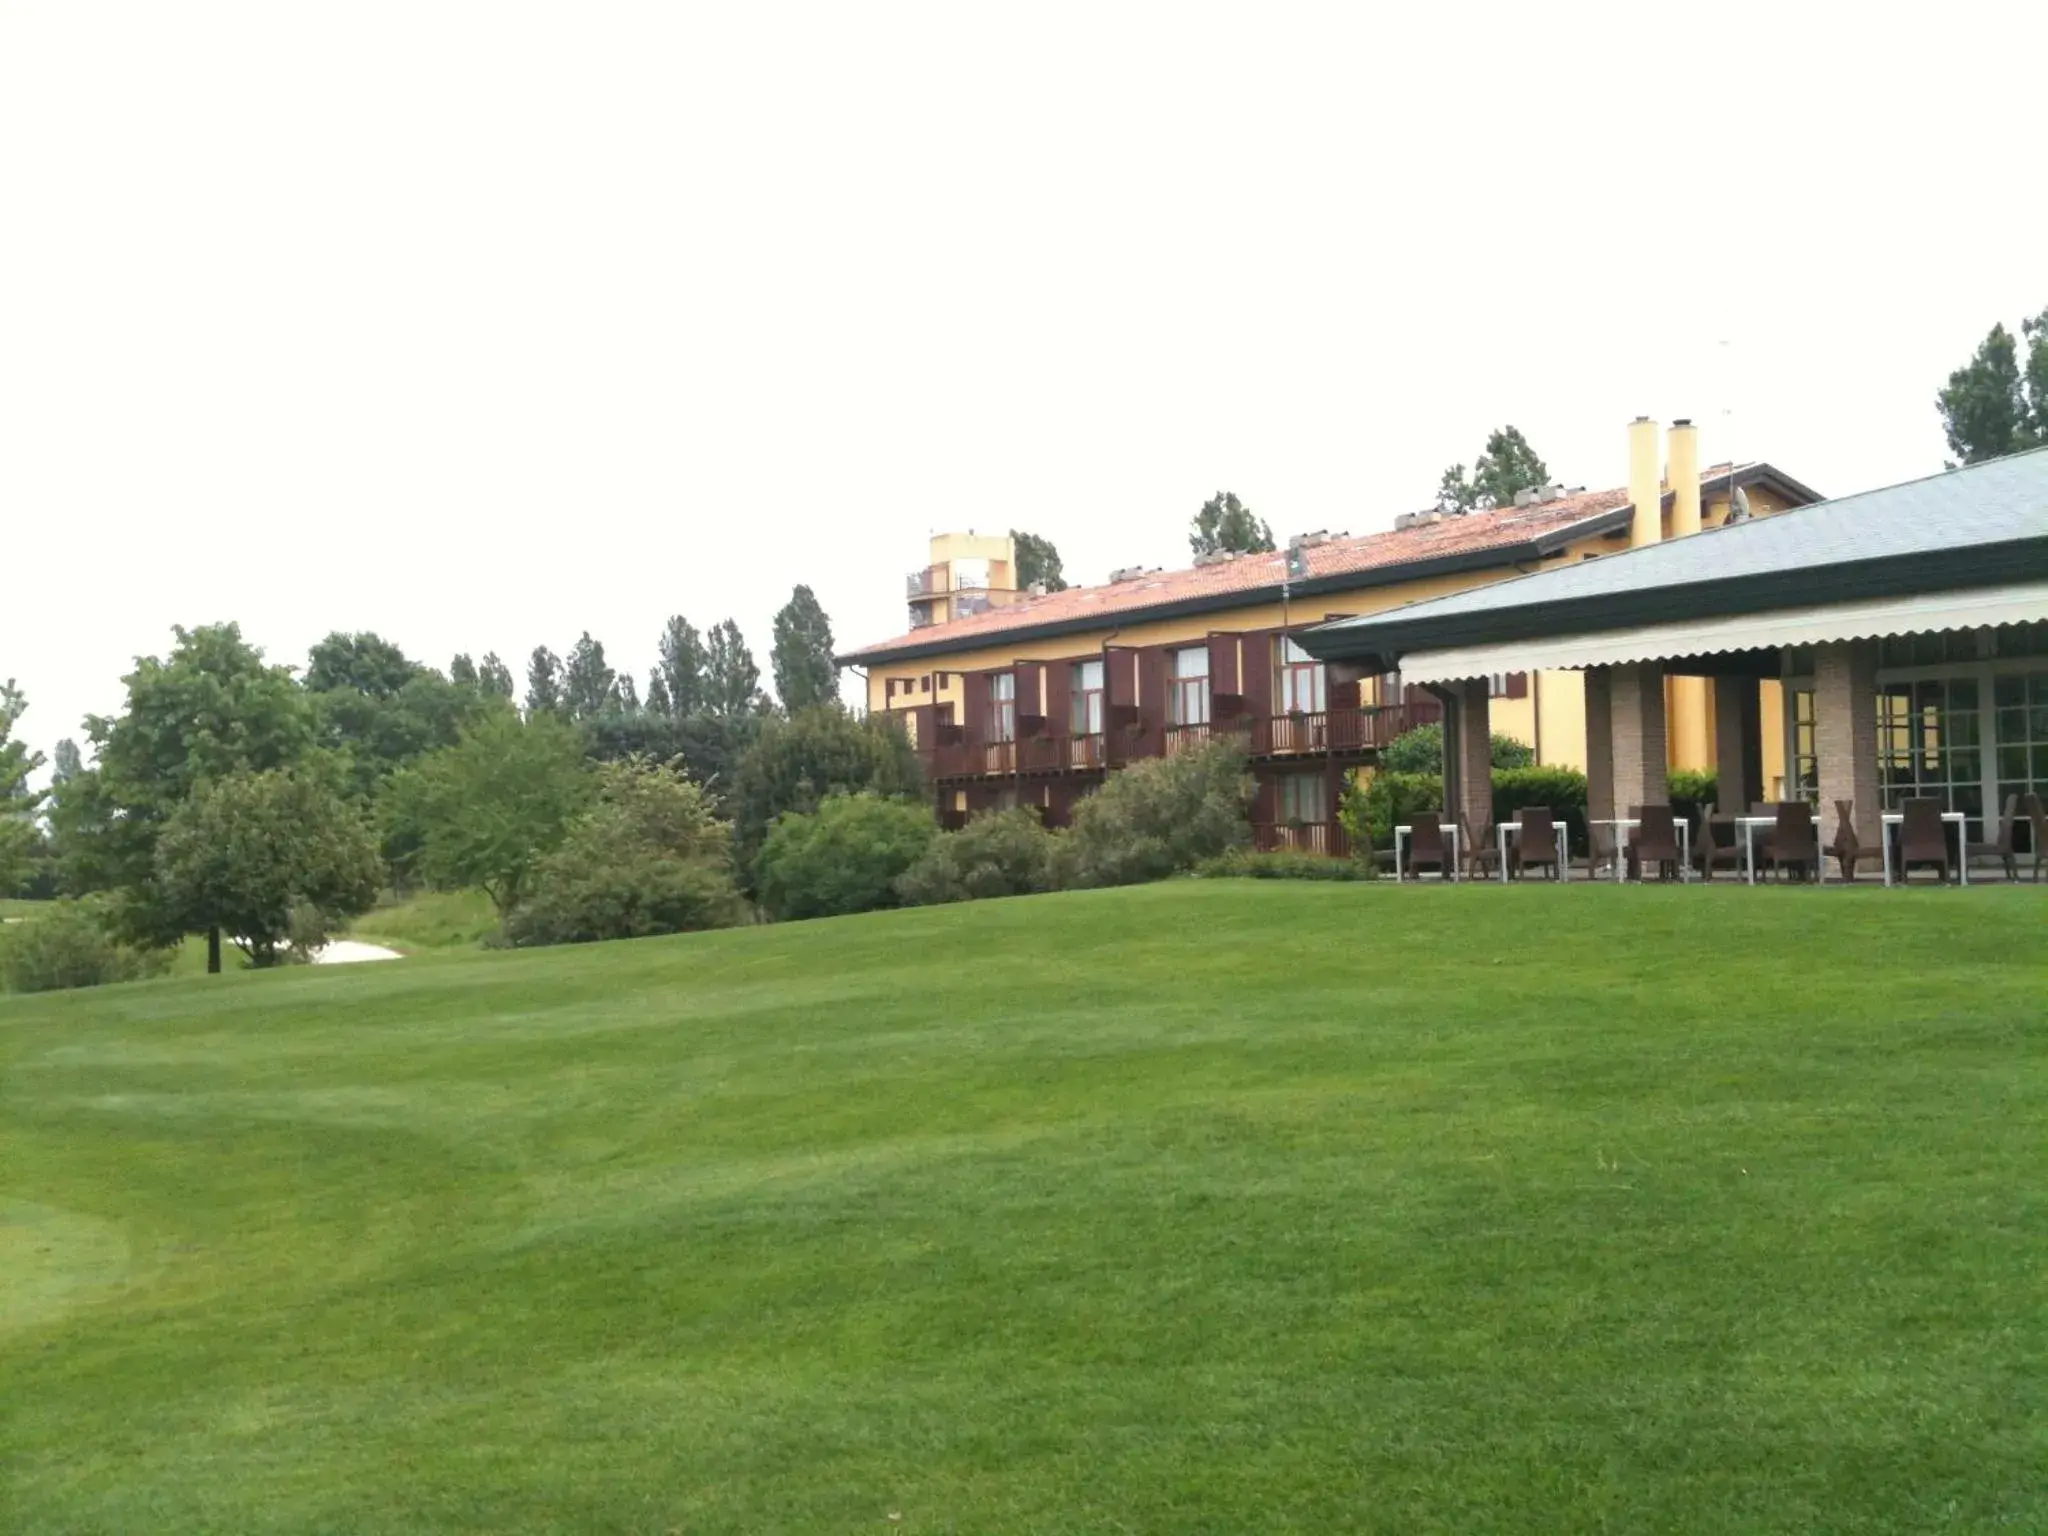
[1727,485,1752,523]
[1285,542,1311,581]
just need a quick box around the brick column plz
[1583,667,1614,824]
[1454,681,1493,832]
[1713,677,1766,812]
[1813,640,1879,844]
[1610,661,1668,814]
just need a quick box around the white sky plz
[4,3,2043,772]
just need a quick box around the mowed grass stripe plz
[3,882,2044,1532]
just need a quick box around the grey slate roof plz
[1302,447,2048,664]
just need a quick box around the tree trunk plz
[207,926,222,975]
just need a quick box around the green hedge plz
[1491,766,1590,855]
[1195,850,1374,881]
[1666,768,1720,827]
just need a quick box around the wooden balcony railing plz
[1253,821,1351,858]
[922,707,1424,780]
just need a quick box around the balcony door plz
[1278,636,1326,714]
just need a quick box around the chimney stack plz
[1668,419,1701,537]
[1628,416,1662,547]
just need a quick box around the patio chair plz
[2026,794,2048,883]
[1629,804,1683,882]
[1578,820,1618,880]
[1897,797,1953,884]
[1825,798,1879,883]
[1512,806,1561,881]
[1406,812,1450,880]
[1965,794,2019,881]
[1692,802,1744,881]
[1762,800,1821,882]
[1459,815,1500,881]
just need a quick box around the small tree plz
[771,586,838,712]
[562,632,618,721]
[0,898,172,993]
[154,769,383,967]
[477,653,516,699]
[1438,426,1551,513]
[525,647,565,715]
[897,808,1055,905]
[656,616,707,718]
[382,710,591,913]
[1011,531,1068,592]
[1937,309,2048,465]
[703,620,765,722]
[1053,739,1252,888]
[755,793,935,922]
[1189,491,1275,557]
[1378,722,1534,774]
[505,758,746,947]
[305,632,420,697]
[731,707,923,887]
[1,679,48,897]
[449,653,479,688]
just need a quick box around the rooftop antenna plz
[1718,337,1751,522]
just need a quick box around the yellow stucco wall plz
[864,486,1790,778]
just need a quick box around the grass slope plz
[345,888,500,953]
[3,883,2044,1533]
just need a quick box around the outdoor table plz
[1392,822,1462,881]
[1589,817,1691,883]
[1495,819,1570,883]
[1879,810,1969,886]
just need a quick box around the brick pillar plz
[1813,640,1879,844]
[1583,667,1614,824]
[1455,681,1492,831]
[1610,661,1668,814]
[1713,678,1750,812]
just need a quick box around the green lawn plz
[3,883,2045,1532]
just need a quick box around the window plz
[1879,677,1982,821]
[1487,672,1529,699]
[1072,659,1104,735]
[990,672,1016,743]
[1171,647,1210,726]
[1992,671,2048,819]
[1277,773,1327,825]
[1791,688,1818,803]
[1278,636,1325,714]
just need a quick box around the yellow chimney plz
[1668,419,1701,537]
[1628,416,1662,547]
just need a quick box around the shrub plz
[1195,849,1372,881]
[1667,768,1720,826]
[896,808,1055,906]
[1378,723,1534,774]
[1050,740,1252,889]
[1491,766,1590,854]
[731,708,924,893]
[755,793,936,922]
[0,899,172,994]
[1347,770,1444,851]
[505,758,747,947]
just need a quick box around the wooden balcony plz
[1253,821,1351,858]
[920,706,1426,782]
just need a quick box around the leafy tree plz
[563,632,618,720]
[583,709,748,801]
[730,706,922,887]
[645,669,673,717]
[526,647,565,715]
[1937,310,2048,465]
[381,710,591,913]
[703,619,766,722]
[1189,491,1275,557]
[503,757,746,947]
[51,738,83,785]
[771,585,838,712]
[305,632,420,697]
[1438,426,1551,513]
[657,617,707,718]
[154,769,382,967]
[478,653,516,699]
[615,674,641,715]
[755,793,935,922]
[1,679,48,897]
[55,624,318,964]
[896,807,1055,905]
[1378,722,1534,774]
[1051,738,1252,888]
[449,654,480,688]
[1011,530,1067,592]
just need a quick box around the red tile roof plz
[840,465,1791,664]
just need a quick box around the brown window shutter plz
[1014,661,1045,722]
[962,671,992,740]
[1240,631,1275,718]
[1507,671,1530,699]
[1329,677,1361,710]
[1207,632,1241,696]
[1138,647,1169,725]
[1252,773,1278,824]
[1041,659,1072,735]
